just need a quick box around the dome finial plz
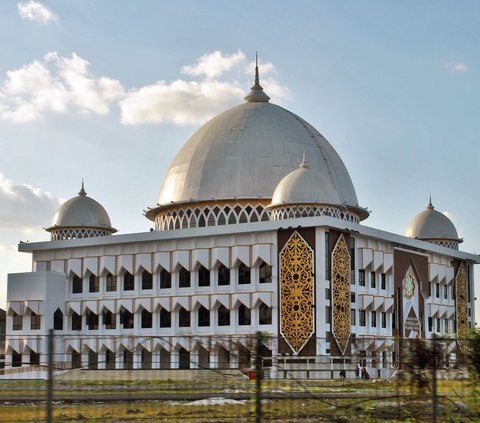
[428,194,434,210]
[254,52,259,85]
[244,53,270,103]
[79,179,87,196]
[300,150,310,169]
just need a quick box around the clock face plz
[404,274,415,299]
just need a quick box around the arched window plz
[179,347,190,369]
[30,312,41,330]
[198,306,210,327]
[30,352,40,365]
[238,304,251,325]
[53,308,63,330]
[160,309,171,328]
[120,309,134,329]
[11,350,22,367]
[141,349,152,369]
[103,310,116,329]
[105,349,115,370]
[160,268,172,289]
[218,305,230,326]
[106,273,117,291]
[141,309,153,328]
[259,302,272,325]
[218,264,230,286]
[72,274,82,294]
[198,266,210,287]
[89,274,99,292]
[178,267,191,288]
[88,350,98,370]
[141,270,153,290]
[71,312,81,330]
[259,261,272,284]
[179,307,190,327]
[86,311,99,330]
[123,271,134,291]
[12,312,22,330]
[238,262,251,285]
[71,350,81,369]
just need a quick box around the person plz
[339,369,346,379]
[364,369,370,380]
[355,366,360,378]
[361,366,366,379]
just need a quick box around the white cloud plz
[18,1,57,24]
[182,50,246,79]
[245,59,276,76]
[0,50,287,126]
[443,62,467,73]
[261,77,289,99]
[0,173,62,307]
[120,79,244,125]
[121,50,288,125]
[0,173,61,230]
[0,52,125,123]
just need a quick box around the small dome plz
[406,200,461,247]
[46,184,116,240]
[270,156,341,206]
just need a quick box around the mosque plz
[4,63,479,377]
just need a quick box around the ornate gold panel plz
[455,262,468,353]
[280,231,314,354]
[331,234,351,355]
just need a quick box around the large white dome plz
[146,67,367,229]
[155,103,360,207]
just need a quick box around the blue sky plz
[0,1,479,317]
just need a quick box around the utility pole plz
[46,329,54,423]
[255,331,263,423]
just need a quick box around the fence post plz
[46,328,54,423]
[432,334,437,423]
[255,331,263,423]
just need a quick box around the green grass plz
[0,379,478,422]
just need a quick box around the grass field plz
[0,378,478,422]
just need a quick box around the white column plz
[209,348,218,369]
[171,350,179,369]
[81,352,89,369]
[116,352,124,369]
[152,350,161,369]
[133,350,142,369]
[190,350,199,369]
[98,352,106,369]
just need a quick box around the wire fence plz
[0,332,479,422]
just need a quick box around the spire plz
[79,179,87,196]
[427,195,434,210]
[299,150,310,169]
[244,52,270,103]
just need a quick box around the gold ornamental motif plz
[455,262,468,353]
[331,234,351,355]
[280,231,314,354]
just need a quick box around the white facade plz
[6,216,478,373]
[5,68,479,376]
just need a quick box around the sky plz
[0,1,479,318]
